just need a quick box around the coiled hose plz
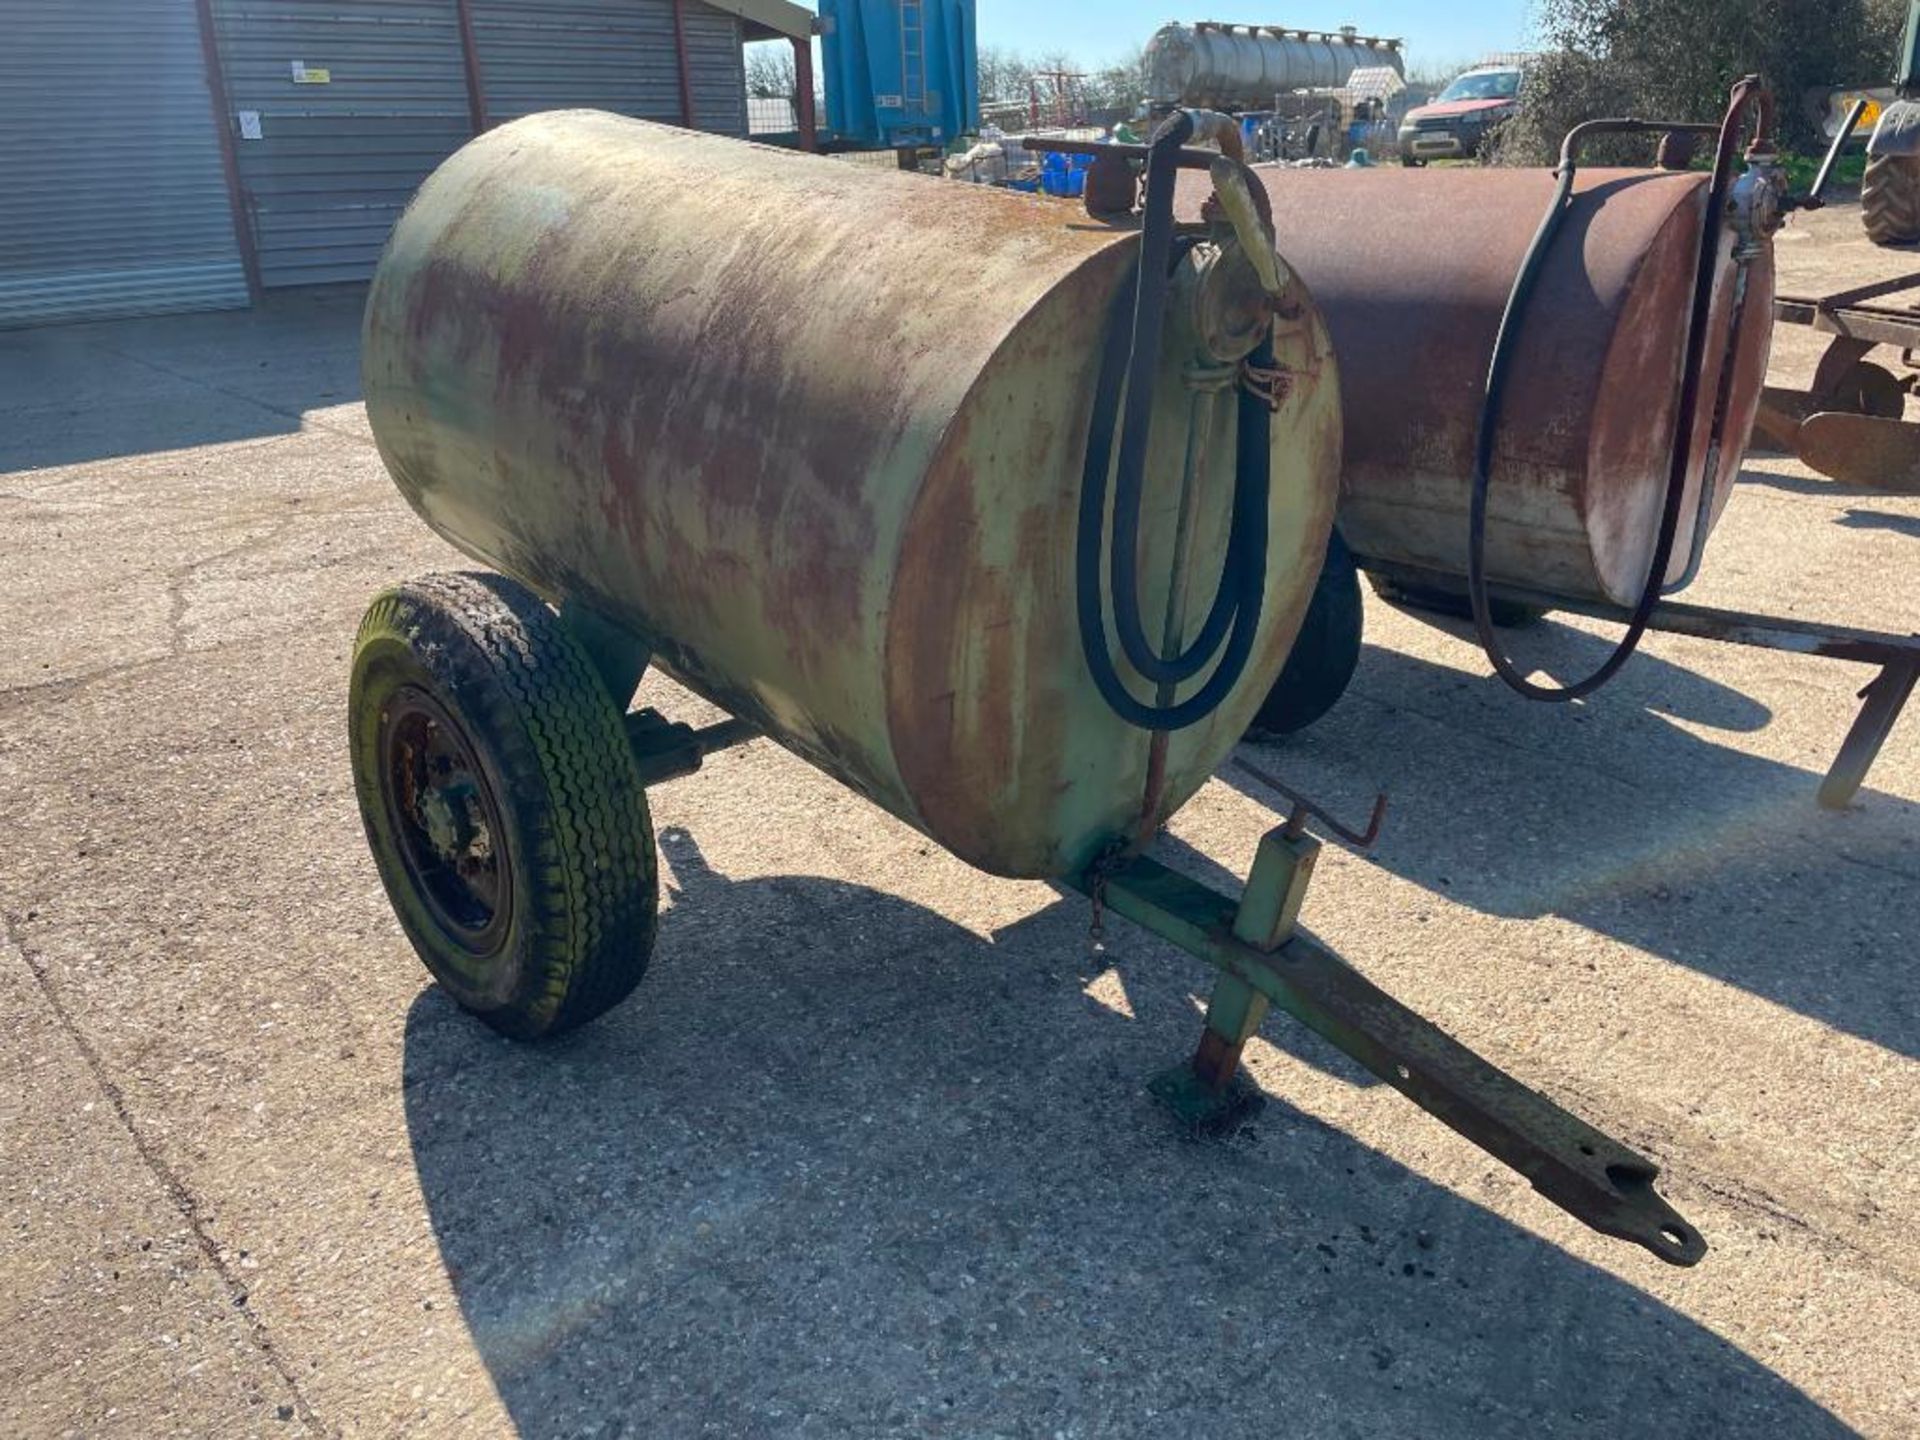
[1075,111,1275,731]
[1465,78,1767,701]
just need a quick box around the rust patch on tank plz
[886,248,1129,877]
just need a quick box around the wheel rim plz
[378,685,512,957]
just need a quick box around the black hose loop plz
[1075,256,1274,735]
[1072,106,1277,732]
[1075,329,1273,732]
[1465,78,1765,702]
[1107,110,1245,688]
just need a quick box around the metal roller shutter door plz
[470,0,745,136]
[212,0,471,287]
[682,4,747,137]
[0,1,248,328]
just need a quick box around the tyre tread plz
[350,572,657,1038]
[1862,153,1920,247]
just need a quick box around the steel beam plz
[1076,843,1706,1266]
[192,0,262,299]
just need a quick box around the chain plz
[1084,838,1129,954]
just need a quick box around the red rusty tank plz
[1177,166,1775,605]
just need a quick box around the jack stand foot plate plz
[1148,1063,1266,1138]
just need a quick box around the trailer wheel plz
[1831,360,1907,420]
[1367,572,1547,630]
[1247,530,1364,737]
[1862,153,1920,247]
[349,572,658,1040]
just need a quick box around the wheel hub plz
[379,687,511,955]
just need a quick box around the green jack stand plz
[1147,823,1317,1135]
[1069,806,1707,1266]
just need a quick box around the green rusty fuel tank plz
[362,113,1340,880]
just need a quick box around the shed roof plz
[706,0,813,43]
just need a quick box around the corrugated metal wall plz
[680,4,748,138]
[212,0,748,289]
[0,1,248,329]
[473,0,745,135]
[211,0,472,287]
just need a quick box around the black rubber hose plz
[1071,108,1280,731]
[1075,325,1273,732]
[1106,112,1244,687]
[1465,81,1761,702]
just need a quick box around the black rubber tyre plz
[1366,571,1547,630]
[349,572,658,1040]
[1247,529,1364,737]
[1831,360,1907,419]
[1862,153,1920,247]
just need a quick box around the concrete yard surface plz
[2,204,1917,1438]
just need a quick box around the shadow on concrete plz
[1736,464,1918,503]
[1837,507,1920,540]
[0,286,366,472]
[1235,611,1920,1062]
[403,826,1848,1439]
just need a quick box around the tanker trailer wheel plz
[1247,529,1364,737]
[1862,153,1920,247]
[1831,360,1907,419]
[348,572,658,1040]
[1366,571,1547,630]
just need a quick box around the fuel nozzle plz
[1207,156,1292,300]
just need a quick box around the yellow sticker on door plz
[290,60,331,84]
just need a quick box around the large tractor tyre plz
[349,571,659,1040]
[1862,153,1920,247]
[1247,529,1364,738]
[1367,571,1548,630]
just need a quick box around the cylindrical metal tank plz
[362,113,1341,880]
[1144,22,1405,108]
[1176,167,1774,604]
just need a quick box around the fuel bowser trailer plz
[351,109,1709,1267]
[1105,81,1917,805]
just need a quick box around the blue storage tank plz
[821,0,979,148]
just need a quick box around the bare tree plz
[978,45,1033,106]
[1086,46,1150,117]
[745,41,797,101]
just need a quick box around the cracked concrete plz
[1,211,1916,1439]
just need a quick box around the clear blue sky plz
[974,1,1536,77]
